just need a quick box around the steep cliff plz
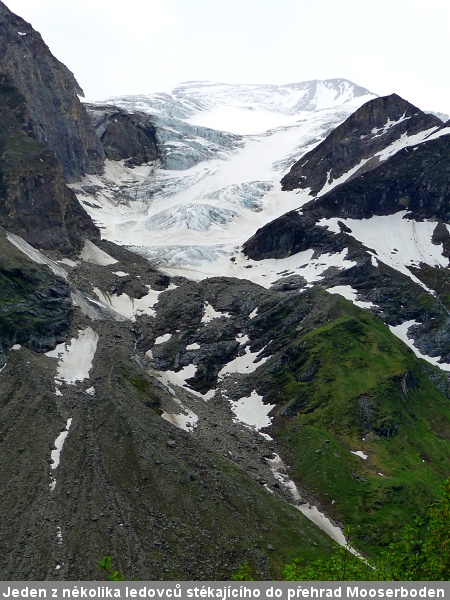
[0,229,72,369]
[0,1,104,181]
[0,73,100,251]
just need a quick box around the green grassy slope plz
[262,292,450,556]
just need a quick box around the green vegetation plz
[268,293,450,555]
[283,477,450,580]
[232,478,450,581]
[98,556,125,581]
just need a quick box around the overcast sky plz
[4,0,450,116]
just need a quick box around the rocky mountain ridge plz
[0,1,102,251]
[0,2,103,181]
[280,94,444,195]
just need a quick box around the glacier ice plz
[79,79,377,273]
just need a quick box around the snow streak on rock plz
[49,418,73,492]
[266,454,352,549]
[201,301,230,323]
[6,232,68,279]
[319,213,449,290]
[389,321,450,372]
[218,346,270,378]
[93,286,161,320]
[45,328,99,385]
[326,286,377,310]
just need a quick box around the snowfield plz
[74,80,376,275]
[319,213,449,290]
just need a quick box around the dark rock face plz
[0,2,104,181]
[309,133,450,221]
[87,105,160,166]
[0,75,99,251]
[245,99,450,261]
[243,212,348,260]
[281,94,442,195]
[0,231,72,366]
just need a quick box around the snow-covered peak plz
[171,78,375,113]
[81,78,379,277]
[104,78,376,135]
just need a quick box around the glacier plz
[73,79,377,278]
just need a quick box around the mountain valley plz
[1,0,450,581]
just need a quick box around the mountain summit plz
[281,93,443,195]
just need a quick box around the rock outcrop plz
[310,133,450,221]
[87,105,159,166]
[0,74,100,251]
[0,229,72,367]
[0,1,104,181]
[281,94,442,195]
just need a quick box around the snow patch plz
[326,285,376,310]
[156,364,197,390]
[45,328,99,384]
[56,527,63,545]
[320,158,371,195]
[201,301,230,323]
[389,321,450,372]
[374,127,440,162]
[229,390,274,431]
[371,113,410,137]
[6,232,68,279]
[186,342,201,350]
[49,418,73,491]
[218,346,270,378]
[155,333,172,345]
[351,450,368,460]
[80,240,118,266]
[93,287,160,320]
